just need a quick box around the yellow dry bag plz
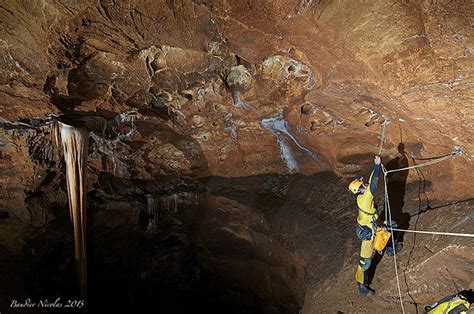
[373,227,391,251]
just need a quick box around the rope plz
[388,228,474,238]
[382,168,405,313]
[385,147,462,174]
[378,119,388,156]
[380,148,463,313]
[383,165,388,224]
[375,121,465,313]
[376,123,405,312]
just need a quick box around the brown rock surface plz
[0,0,473,313]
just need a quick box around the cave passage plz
[22,172,354,314]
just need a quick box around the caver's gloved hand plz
[383,220,398,230]
[374,155,381,165]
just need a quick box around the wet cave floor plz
[2,171,370,313]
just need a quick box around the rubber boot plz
[357,283,375,297]
[386,240,403,256]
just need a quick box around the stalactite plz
[55,121,90,295]
[144,194,158,238]
[173,194,178,213]
[143,192,200,238]
[145,194,157,216]
[161,192,199,213]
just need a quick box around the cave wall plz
[1,1,472,204]
[0,0,473,312]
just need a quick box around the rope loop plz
[376,123,465,313]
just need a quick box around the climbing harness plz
[377,121,464,313]
[357,207,377,216]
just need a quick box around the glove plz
[374,155,381,165]
[384,220,398,229]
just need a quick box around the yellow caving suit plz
[425,293,471,313]
[355,163,380,287]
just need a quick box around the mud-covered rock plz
[226,65,253,91]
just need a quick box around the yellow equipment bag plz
[425,293,470,313]
[373,227,391,251]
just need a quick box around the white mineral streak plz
[233,91,261,116]
[58,122,89,291]
[224,113,239,143]
[277,136,299,172]
[261,115,319,172]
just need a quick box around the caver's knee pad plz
[359,257,372,271]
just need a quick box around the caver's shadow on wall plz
[385,143,411,243]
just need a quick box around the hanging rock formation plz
[56,121,89,294]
